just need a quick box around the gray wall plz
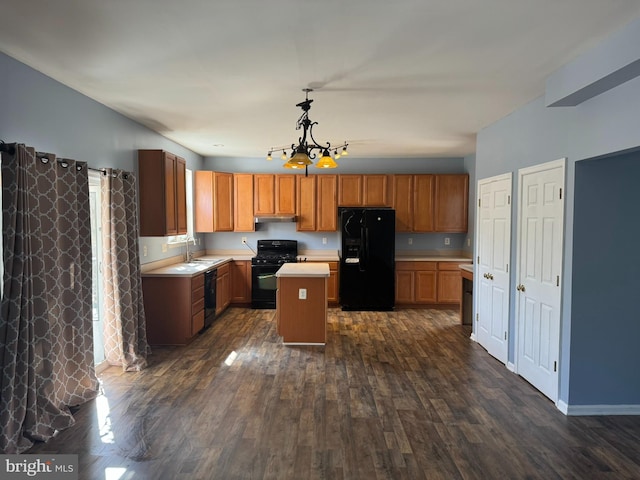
[476,75,640,405]
[571,151,640,405]
[0,52,206,264]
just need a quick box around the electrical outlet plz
[143,245,148,257]
[322,237,327,245]
[161,243,167,253]
[444,237,450,246]
[241,237,247,244]
[298,288,307,300]
[408,238,413,245]
[467,238,471,247]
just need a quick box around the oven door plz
[251,264,280,309]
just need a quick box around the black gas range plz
[251,240,298,309]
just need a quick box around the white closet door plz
[515,159,565,402]
[476,173,512,364]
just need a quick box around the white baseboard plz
[506,362,516,372]
[470,332,477,342]
[557,400,640,416]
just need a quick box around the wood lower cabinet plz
[307,261,338,305]
[142,274,204,345]
[216,263,231,315]
[437,262,466,303]
[230,260,251,304]
[138,149,187,236]
[395,261,470,306]
[396,261,436,304]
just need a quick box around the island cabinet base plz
[277,276,327,345]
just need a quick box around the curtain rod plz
[1,142,120,176]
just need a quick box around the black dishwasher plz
[204,269,217,328]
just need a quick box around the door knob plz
[489,274,494,280]
[517,284,526,292]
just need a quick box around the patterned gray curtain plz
[0,144,99,453]
[101,169,150,371]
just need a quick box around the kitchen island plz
[276,263,330,345]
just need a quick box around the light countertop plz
[396,255,472,262]
[141,257,232,277]
[459,264,474,273]
[276,263,330,278]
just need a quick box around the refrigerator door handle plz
[359,226,369,271]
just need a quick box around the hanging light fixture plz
[266,88,348,176]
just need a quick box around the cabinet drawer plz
[192,285,204,303]
[217,263,230,276]
[192,296,205,314]
[438,261,469,271]
[192,274,204,290]
[396,261,436,271]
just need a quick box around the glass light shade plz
[315,153,338,169]
[283,161,303,169]
[266,152,273,161]
[280,151,287,160]
[290,151,312,166]
[341,146,349,156]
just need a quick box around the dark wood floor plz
[29,308,640,479]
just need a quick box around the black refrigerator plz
[339,207,395,311]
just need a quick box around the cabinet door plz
[317,175,338,231]
[254,174,275,215]
[194,170,214,232]
[276,175,296,214]
[413,174,435,232]
[415,270,437,303]
[175,156,187,235]
[139,150,187,236]
[391,175,413,231]
[163,152,178,235]
[338,175,363,206]
[230,260,251,304]
[213,172,234,231]
[363,175,389,206]
[297,175,317,231]
[234,174,255,232]
[437,262,464,303]
[435,174,469,232]
[395,270,415,303]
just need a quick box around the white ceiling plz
[2,1,640,159]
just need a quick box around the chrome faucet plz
[185,236,195,262]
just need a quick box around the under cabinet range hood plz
[254,215,297,224]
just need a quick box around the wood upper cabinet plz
[363,175,389,206]
[297,175,337,232]
[317,175,338,231]
[391,175,413,231]
[296,175,317,231]
[230,260,251,304]
[194,171,233,232]
[138,149,187,236]
[254,174,275,215]
[275,175,296,214]
[338,175,363,206]
[435,174,469,232]
[413,174,435,232]
[338,174,389,206]
[234,174,255,232]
